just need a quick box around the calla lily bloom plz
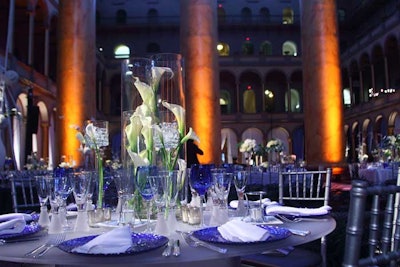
[151,67,173,92]
[127,150,150,167]
[162,101,185,137]
[134,77,156,114]
[180,127,200,144]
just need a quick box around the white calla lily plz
[125,115,142,153]
[127,150,150,167]
[151,67,173,91]
[134,77,156,114]
[162,101,185,137]
[180,127,200,144]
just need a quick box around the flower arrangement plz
[124,66,199,171]
[239,138,257,153]
[382,134,400,162]
[266,138,284,152]
[74,122,108,208]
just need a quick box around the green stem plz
[96,152,104,208]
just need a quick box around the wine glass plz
[112,168,133,225]
[46,176,63,234]
[35,173,52,227]
[53,167,73,230]
[189,164,215,227]
[233,170,249,217]
[135,165,158,232]
[71,171,93,231]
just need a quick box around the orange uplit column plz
[56,0,96,166]
[180,0,221,164]
[301,0,345,169]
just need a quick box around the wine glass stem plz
[200,195,205,227]
[146,200,152,232]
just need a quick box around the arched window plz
[282,7,294,24]
[285,89,301,112]
[114,44,130,59]
[260,41,272,56]
[241,7,252,23]
[264,88,274,112]
[243,90,256,113]
[242,38,254,55]
[116,9,127,25]
[147,8,158,23]
[282,41,297,56]
[217,6,226,24]
[259,7,270,23]
[220,90,231,114]
[217,42,230,56]
[343,88,351,107]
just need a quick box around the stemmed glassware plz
[46,176,63,234]
[209,168,233,225]
[233,170,249,217]
[112,168,133,225]
[53,168,73,230]
[71,171,93,231]
[189,164,215,227]
[135,166,158,232]
[35,173,52,228]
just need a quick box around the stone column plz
[301,0,344,168]
[56,0,96,166]
[180,0,221,164]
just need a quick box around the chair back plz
[9,171,40,213]
[278,168,332,206]
[343,169,400,267]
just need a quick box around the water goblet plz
[112,168,133,224]
[35,173,52,227]
[46,176,63,234]
[71,171,93,231]
[135,166,158,232]
[189,164,215,227]
[234,170,249,217]
[53,167,73,230]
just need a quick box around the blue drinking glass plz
[189,164,215,227]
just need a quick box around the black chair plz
[241,168,332,267]
[342,175,400,267]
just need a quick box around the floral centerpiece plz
[266,138,284,152]
[382,134,400,162]
[74,121,108,209]
[124,66,199,171]
[239,138,257,165]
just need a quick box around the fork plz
[275,214,328,223]
[25,233,66,258]
[177,231,227,254]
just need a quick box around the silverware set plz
[176,230,228,254]
[25,233,66,258]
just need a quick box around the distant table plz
[248,171,280,185]
[359,167,397,185]
[0,216,336,267]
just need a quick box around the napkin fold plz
[0,213,32,222]
[72,225,133,254]
[229,198,278,209]
[265,205,332,217]
[0,216,26,235]
[217,220,270,242]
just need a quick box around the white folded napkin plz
[217,219,270,242]
[0,213,32,222]
[0,216,26,235]
[72,225,133,254]
[229,198,277,209]
[265,205,332,217]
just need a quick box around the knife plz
[0,237,40,244]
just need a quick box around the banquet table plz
[358,166,397,185]
[0,215,336,267]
